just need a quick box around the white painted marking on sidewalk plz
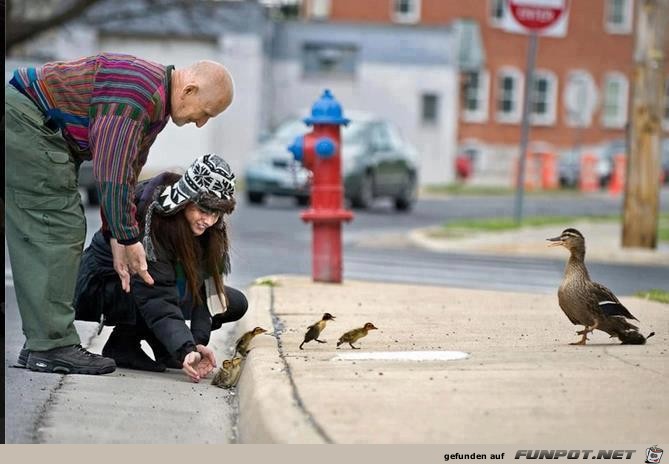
[331,350,469,362]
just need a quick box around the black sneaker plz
[27,345,116,375]
[16,344,29,368]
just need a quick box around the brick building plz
[301,0,669,185]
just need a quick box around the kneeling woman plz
[75,154,247,382]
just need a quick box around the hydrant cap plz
[304,89,350,126]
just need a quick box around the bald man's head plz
[170,60,235,128]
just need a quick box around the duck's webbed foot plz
[571,322,598,345]
[570,332,589,345]
[315,339,327,344]
[349,343,359,349]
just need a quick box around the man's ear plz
[183,83,198,96]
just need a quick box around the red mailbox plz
[288,90,354,283]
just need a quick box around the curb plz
[235,280,326,444]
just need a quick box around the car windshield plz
[272,118,366,144]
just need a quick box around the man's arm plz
[89,110,153,287]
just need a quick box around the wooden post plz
[622,0,669,249]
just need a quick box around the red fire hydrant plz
[288,89,354,283]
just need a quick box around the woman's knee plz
[225,286,248,321]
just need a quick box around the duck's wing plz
[338,328,356,342]
[304,324,320,341]
[590,282,639,321]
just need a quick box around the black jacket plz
[74,174,212,362]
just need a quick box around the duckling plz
[299,313,335,350]
[211,357,243,388]
[336,322,378,349]
[234,327,268,357]
[547,228,655,345]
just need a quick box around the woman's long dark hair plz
[142,172,235,306]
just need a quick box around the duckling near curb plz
[336,322,378,349]
[299,313,335,350]
[547,228,655,345]
[211,357,243,388]
[234,327,268,357]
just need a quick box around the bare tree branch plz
[7,0,103,52]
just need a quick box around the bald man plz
[6,53,234,375]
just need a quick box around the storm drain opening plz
[331,350,470,362]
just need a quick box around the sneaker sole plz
[27,358,116,375]
[15,348,30,368]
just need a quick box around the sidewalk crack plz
[267,286,334,444]
[32,375,67,443]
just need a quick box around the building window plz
[601,72,629,128]
[462,70,489,123]
[302,42,358,78]
[488,0,505,27]
[496,67,523,124]
[605,0,633,34]
[392,0,421,24]
[529,70,557,126]
[564,70,598,127]
[421,93,440,125]
[308,0,331,20]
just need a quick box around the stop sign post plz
[510,0,568,224]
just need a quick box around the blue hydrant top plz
[304,89,350,126]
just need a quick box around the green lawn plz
[430,215,619,239]
[635,289,669,304]
[422,183,582,197]
[430,213,669,243]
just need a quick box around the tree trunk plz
[622,0,669,248]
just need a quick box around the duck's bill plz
[546,236,564,247]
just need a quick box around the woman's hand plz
[110,238,131,293]
[182,346,216,382]
[182,351,203,382]
[195,344,216,378]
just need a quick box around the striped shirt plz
[11,53,173,244]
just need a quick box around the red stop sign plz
[508,0,567,31]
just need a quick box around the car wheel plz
[350,173,374,209]
[394,174,416,212]
[247,191,265,204]
[295,195,309,206]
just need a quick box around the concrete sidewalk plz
[235,276,668,444]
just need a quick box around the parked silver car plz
[244,112,420,211]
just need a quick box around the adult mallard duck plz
[336,322,378,349]
[547,228,654,345]
[299,313,335,350]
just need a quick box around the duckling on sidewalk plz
[299,313,335,350]
[211,357,243,389]
[336,322,378,349]
[547,228,655,345]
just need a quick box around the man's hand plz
[124,242,154,288]
[110,238,131,292]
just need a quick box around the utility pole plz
[622,0,669,248]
